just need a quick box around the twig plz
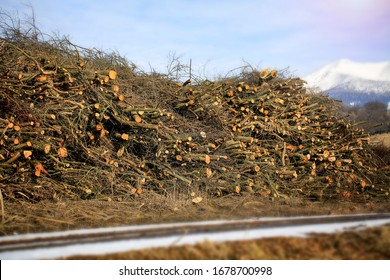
[0,188,5,223]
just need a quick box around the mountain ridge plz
[304,59,390,107]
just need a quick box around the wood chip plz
[23,150,32,159]
[117,146,125,157]
[192,197,203,204]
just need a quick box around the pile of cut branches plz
[0,35,388,203]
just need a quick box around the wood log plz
[183,153,211,164]
[95,70,117,80]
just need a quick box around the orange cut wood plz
[44,144,51,154]
[96,124,103,131]
[121,133,129,140]
[23,150,32,159]
[192,197,203,204]
[58,147,68,158]
[117,146,125,157]
[286,145,296,151]
[132,114,142,123]
[323,150,330,158]
[36,75,47,82]
[328,156,336,162]
[259,68,270,79]
[176,155,183,161]
[100,129,107,137]
[112,85,120,92]
[108,70,117,80]
[35,162,48,177]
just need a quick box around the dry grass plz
[369,133,390,148]
[370,143,390,166]
[367,133,390,192]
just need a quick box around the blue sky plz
[2,0,390,78]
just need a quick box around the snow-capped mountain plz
[304,59,390,107]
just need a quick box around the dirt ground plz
[1,193,389,236]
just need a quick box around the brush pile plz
[0,36,388,202]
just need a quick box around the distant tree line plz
[340,101,390,134]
